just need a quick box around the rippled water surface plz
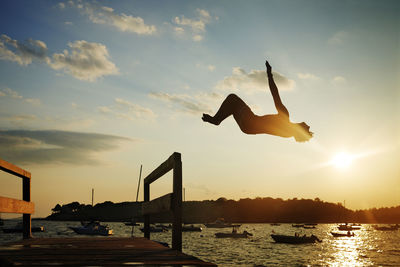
[1,220,400,266]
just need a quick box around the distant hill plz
[46,197,400,223]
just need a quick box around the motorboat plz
[271,233,321,244]
[155,224,172,229]
[182,224,202,232]
[215,227,252,238]
[69,221,112,236]
[291,224,304,228]
[140,226,168,233]
[331,231,355,237]
[204,218,241,228]
[2,222,44,233]
[337,223,361,231]
[373,224,399,231]
[124,221,140,226]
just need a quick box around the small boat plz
[338,223,361,231]
[291,224,304,228]
[124,221,140,226]
[2,222,44,233]
[271,234,321,244]
[140,226,168,233]
[373,224,399,231]
[182,224,202,232]
[155,224,172,229]
[215,227,252,238]
[204,218,241,228]
[331,231,355,237]
[303,225,316,229]
[270,223,281,226]
[69,221,112,236]
[304,223,318,226]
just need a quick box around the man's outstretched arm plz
[265,60,289,117]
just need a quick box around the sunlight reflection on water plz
[1,221,399,266]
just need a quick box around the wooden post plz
[141,152,182,251]
[22,177,32,239]
[144,182,150,239]
[0,159,33,240]
[172,153,182,251]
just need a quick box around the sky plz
[0,0,399,218]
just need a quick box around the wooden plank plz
[142,193,172,215]
[144,156,174,185]
[0,196,34,214]
[144,152,180,185]
[0,158,31,179]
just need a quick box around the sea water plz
[1,220,399,266]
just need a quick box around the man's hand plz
[265,60,272,73]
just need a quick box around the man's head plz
[293,122,313,142]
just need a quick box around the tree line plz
[47,197,400,223]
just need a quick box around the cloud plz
[0,34,48,65]
[185,182,217,196]
[0,130,131,165]
[0,114,37,122]
[0,87,41,105]
[0,34,118,82]
[49,40,119,81]
[173,9,213,41]
[149,91,222,115]
[196,63,216,72]
[207,65,216,71]
[216,67,295,93]
[174,27,185,35]
[328,31,349,45]
[297,73,320,81]
[98,97,156,120]
[332,76,347,84]
[67,1,156,35]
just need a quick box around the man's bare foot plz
[202,114,219,125]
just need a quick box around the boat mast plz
[136,165,142,202]
[131,165,142,237]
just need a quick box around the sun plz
[331,152,353,169]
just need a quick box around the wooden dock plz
[0,237,216,266]
[0,155,216,265]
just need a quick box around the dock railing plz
[0,158,34,239]
[142,152,182,251]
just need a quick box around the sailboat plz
[124,165,142,232]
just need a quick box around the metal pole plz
[92,188,94,206]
